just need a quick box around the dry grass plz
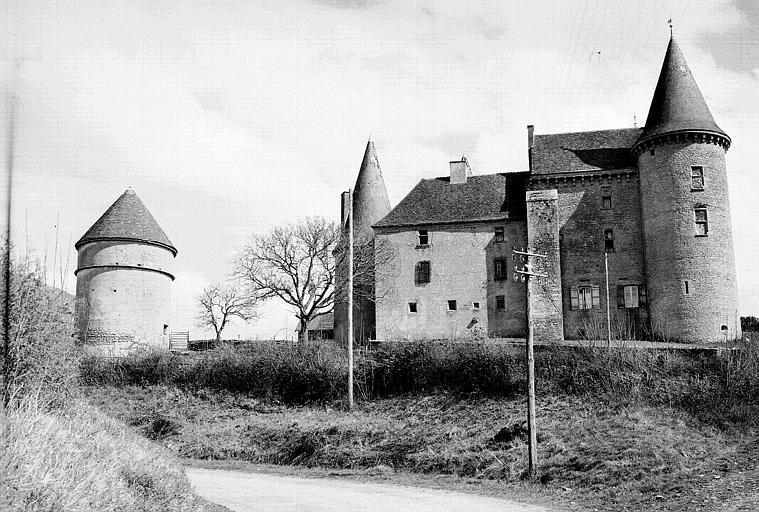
[0,396,221,512]
[87,385,759,512]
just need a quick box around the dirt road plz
[186,467,552,512]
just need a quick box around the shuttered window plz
[415,261,431,285]
[617,284,647,308]
[571,285,600,310]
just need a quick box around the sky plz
[2,0,759,339]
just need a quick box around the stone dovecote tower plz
[633,37,739,342]
[334,139,392,344]
[74,188,177,355]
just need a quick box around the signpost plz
[513,246,547,480]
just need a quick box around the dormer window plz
[494,227,504,243]
[417,230,429,246]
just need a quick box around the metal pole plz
[604,251,611,349]
[347,188,354,410]
[525,268,537,479]
[2,81,16,408]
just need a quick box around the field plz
[83,339,759,512]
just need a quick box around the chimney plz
[340,190,351,227]
[527,125,535,171]
[449,156,472,184]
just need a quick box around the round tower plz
[334,139,392,344]
[634,37,739,342]
[74,188,177,355]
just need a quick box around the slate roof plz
[531,128,642,175]
[374,172,528,228]
[76,189,177,255]
[352,139,391,237]
[637,37,728,146]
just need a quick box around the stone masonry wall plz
[375,221,527,341]
[531,171,649,339]
[638,140,740,342]
[75,241,173,351]
[525,190,564,342]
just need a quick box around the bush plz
[1,249,79,408]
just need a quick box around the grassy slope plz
[87,385,759,512]
[0,398,225,512]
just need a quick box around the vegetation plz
[1,249,220,511]
[196,281,258,343]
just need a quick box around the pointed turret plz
[636,37,730,149]
[76,188,177,255]
[351,139,391,240]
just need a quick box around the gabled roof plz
[374,172,528,229]
[531,128,642,175]
[637,37,729,146]
[352,139,391,238]
[75,189,177,255]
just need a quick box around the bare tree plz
[333,233,397,306]
[196,281,258,344]
[235,216,339,342]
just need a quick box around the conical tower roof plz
[75,188,177,255]
[352,139,391,239]
[637,37,729,147]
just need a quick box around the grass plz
[86,383,759,512]
[0,396,223,512]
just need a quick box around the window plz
[649,148,655,156]
[691,166,704,190]
[616,285,647,308]
[495,295,505,310]
[494,258,508,280]
[447,300,457,311]
[494,227,504,243]
[601,186,612,210]
[408,302,418,313]
[570,285,600,310]
[163,324,169,335]
[694,208,708,236]
[604,229,615,252]
[417,230,429,246]
[684,280,691,296]
[472,302,481,310]
[415,261,431,285]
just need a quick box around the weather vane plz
[668,18,673,37]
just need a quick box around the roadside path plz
[186,467,552,512]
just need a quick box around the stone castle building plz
[335,37,740,344]
[75,188,177,354]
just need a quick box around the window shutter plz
[424,261,431,282]
[617,285,625,309]
[570,288,579,310]
[414,262,421,284]
[591,285,601,310]
[639,285,647,305]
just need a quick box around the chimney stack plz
[449,156,472,184]
[340,190,351,227]
[527,125,535,171]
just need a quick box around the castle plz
[74,188,177,354]
[335,37,740,344]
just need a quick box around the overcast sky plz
[2,0,758,339]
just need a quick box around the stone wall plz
[75,240,173,352]
[530,171,649,339]
[375,221,527,340]
[638,140,740,342]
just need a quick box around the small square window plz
[417,230,429,246]
[691,166,704,190]
[649,148,655,156]
[494,258,508,280]
[601,186,612,210]
[495,295,505,310]
[447,300,457,311]
[494,227,505,243]
[408,302,418,313]
[694,208,708,236]
[472,302,480,310]
[604,228,614,252]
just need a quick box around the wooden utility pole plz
[513,246,547,480]
[2,77,16,408]
[347,188,354,410]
